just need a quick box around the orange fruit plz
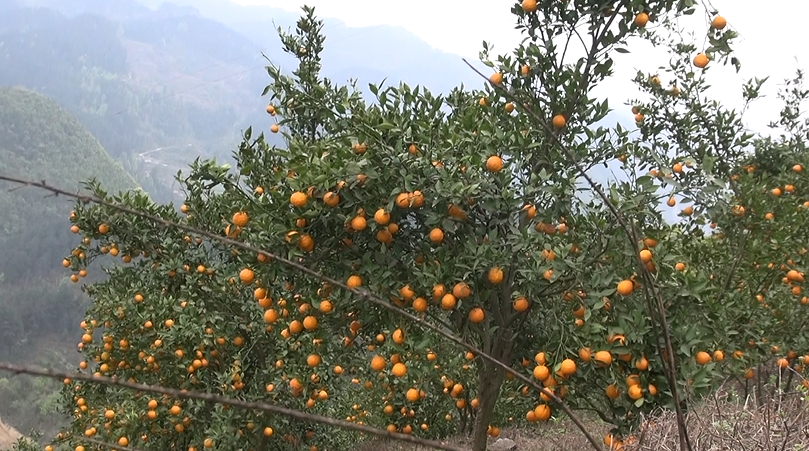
[533,404,551,421]
[440,294,457,310]
[428,228,444,244]
[551,114,566,129]
[616,280,634,296]
[373,209,390,225]
[468,307,485,323]
[489,72,503,85]
[711,15,727,30]
[322,191,339,207]
[232,211,248,227]
[693,53,708,68]
[346,275,362,288]
[594,351,612,368]
[350,216,367,231]
[605,384,619,399]
[694,351,711,365]
[370,355,386,372]
[634,12,649,28]
[391,362,407,377]
[452,282,471,298]
[578,348,591,361]
[486,155,503,172]
[639,249,652,262]
[559,359,576,376]
[513,296,529,312]
[627,385,643,400]
[521,0,537,13]
[487,267,504,284]
[239,268,254,284]
[290,192,307,207]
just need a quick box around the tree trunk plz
[470,329,514,451]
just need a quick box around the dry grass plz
[626,385,809,451]
[354,385,809,451]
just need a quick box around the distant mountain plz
[0,0,494,205]
[0,87,141,437]
[0,87,139,278]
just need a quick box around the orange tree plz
[51,3,809,451]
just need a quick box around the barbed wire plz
[0,362,466,451]
[0,174,605,451]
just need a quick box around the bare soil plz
[0,415,22,451]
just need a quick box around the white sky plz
[233,0,808,135]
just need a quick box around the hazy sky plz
[232,0,807,134]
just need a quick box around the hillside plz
[0,0,488,195]
[0,86,138,357]
[0,87,140,438]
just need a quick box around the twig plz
[0,362,465,451]
[0,174,605,451]
[461,57,691,451]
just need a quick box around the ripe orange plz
[322,191,339,207]
[406,388,420,402]
[616,280,634,296]
[239,268,254,284]
[551,114,566,129]
[232,211,248,227]
[452,282,471,298]
[370,355,386,372]
[712,350,724,362]
[391,362,407,377]
[290,192,307,207]
[350,216,367,231]
[634,12,649,28]
[468,307,485,323]
[594,351,612,368]
[306,354,321,367]
[605,384,619,399]
[485,155,503,172]
[440,294,457,310]
[346,275,362,288]
[578,348,591,361]
[533,404,551,421]
[270,124,279,133]
[302,316,317,330]
[627,385,643,400]
[373,209,390,225]
[694,351,711,365]
[711,15,727,30]
[487,267,504,284]
[559,359,576,376]
[675,262,685,271]
[693,53,709,68]
[521,0,537,13]
[513,296,529,312]
[428,228,444,244]
[489,72,503,85]
[639,249,652,263]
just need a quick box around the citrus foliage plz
[51,2,809,451]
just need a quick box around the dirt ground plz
[0,415,22,451]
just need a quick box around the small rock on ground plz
[489,437,517,451]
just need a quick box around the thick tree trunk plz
[470,329,514,451]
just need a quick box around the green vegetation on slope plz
[0,87,140,438]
